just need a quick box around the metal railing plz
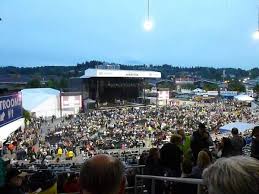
[134,175,204,194]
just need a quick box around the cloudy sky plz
[0,0,259,69]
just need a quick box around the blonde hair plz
[197,151,211,169]
[203,156,259,194]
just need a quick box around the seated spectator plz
[230,128,245,156]
[160,134,183,177]
[174,159,197,194]
[191,150,211,178]
[251,126,259,160]
[0,168,27,194]
[63,173,80,193]
[203,156,259,194]
[80,154,126,194]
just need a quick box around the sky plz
[0,0,259,69]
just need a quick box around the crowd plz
[0,100,259,193]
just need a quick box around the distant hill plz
[0,60,259,81]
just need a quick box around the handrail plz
[134,174,204,194]
[136,175,204,184]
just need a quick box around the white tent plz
[22,88,60,118]
[219,122,255,133]
[234,94,254,102]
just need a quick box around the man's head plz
[231,128,239,135]
[80,154,125,194]
[198,123,206,134]
[252,126,259,138]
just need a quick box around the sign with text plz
[158,91,170,100]
[0,93,22,127]
[61,95,82,109]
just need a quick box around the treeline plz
[1,61,259,80]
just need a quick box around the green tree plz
[59,77,68,89]
[157,81,176,91]
[181,83,196,90]
[26,79,41,88]
[254,84,259,95]
[46,79,59,89]
[23,109,31,127]
[228,80,246,92]
[203,83,219,91]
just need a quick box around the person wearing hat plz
[0,168,27,194]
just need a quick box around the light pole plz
[144,0,153,31]
[253,7,259,39]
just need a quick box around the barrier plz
[134,175,204,194]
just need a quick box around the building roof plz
[80,68,161,79]
[21,88,60,111]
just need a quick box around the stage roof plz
[80,68,161,79]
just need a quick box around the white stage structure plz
[22,88,60,118]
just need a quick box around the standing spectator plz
[144,148,163,194]
[191,123,213,163]
[177,129,191,159]
[251,126,259,160]
[230,128,245,156]
[160,134,183,177]
[220,137,233,158]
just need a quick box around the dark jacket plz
[191,131,213,161]
[160,143,183,177]
[230,136,245,156]
[174,174,198,194]
[0,185,25,194]
[251,138,259,160]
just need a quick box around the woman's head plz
[170,134,182,145]
[197,150,211,169]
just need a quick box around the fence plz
[134,175,204,194]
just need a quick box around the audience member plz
[230,128,245,156]
[174,159,197,194]
[160,134,183,177]
[0,168,27,194]
[251,126,259,160]
[203,156,259,194]
[191,123,213,162]
[80,154,126,194]
[191,151,211,178]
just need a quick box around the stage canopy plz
[219,122,256,133]
[234,94,254,102]
[80,68,161,79]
